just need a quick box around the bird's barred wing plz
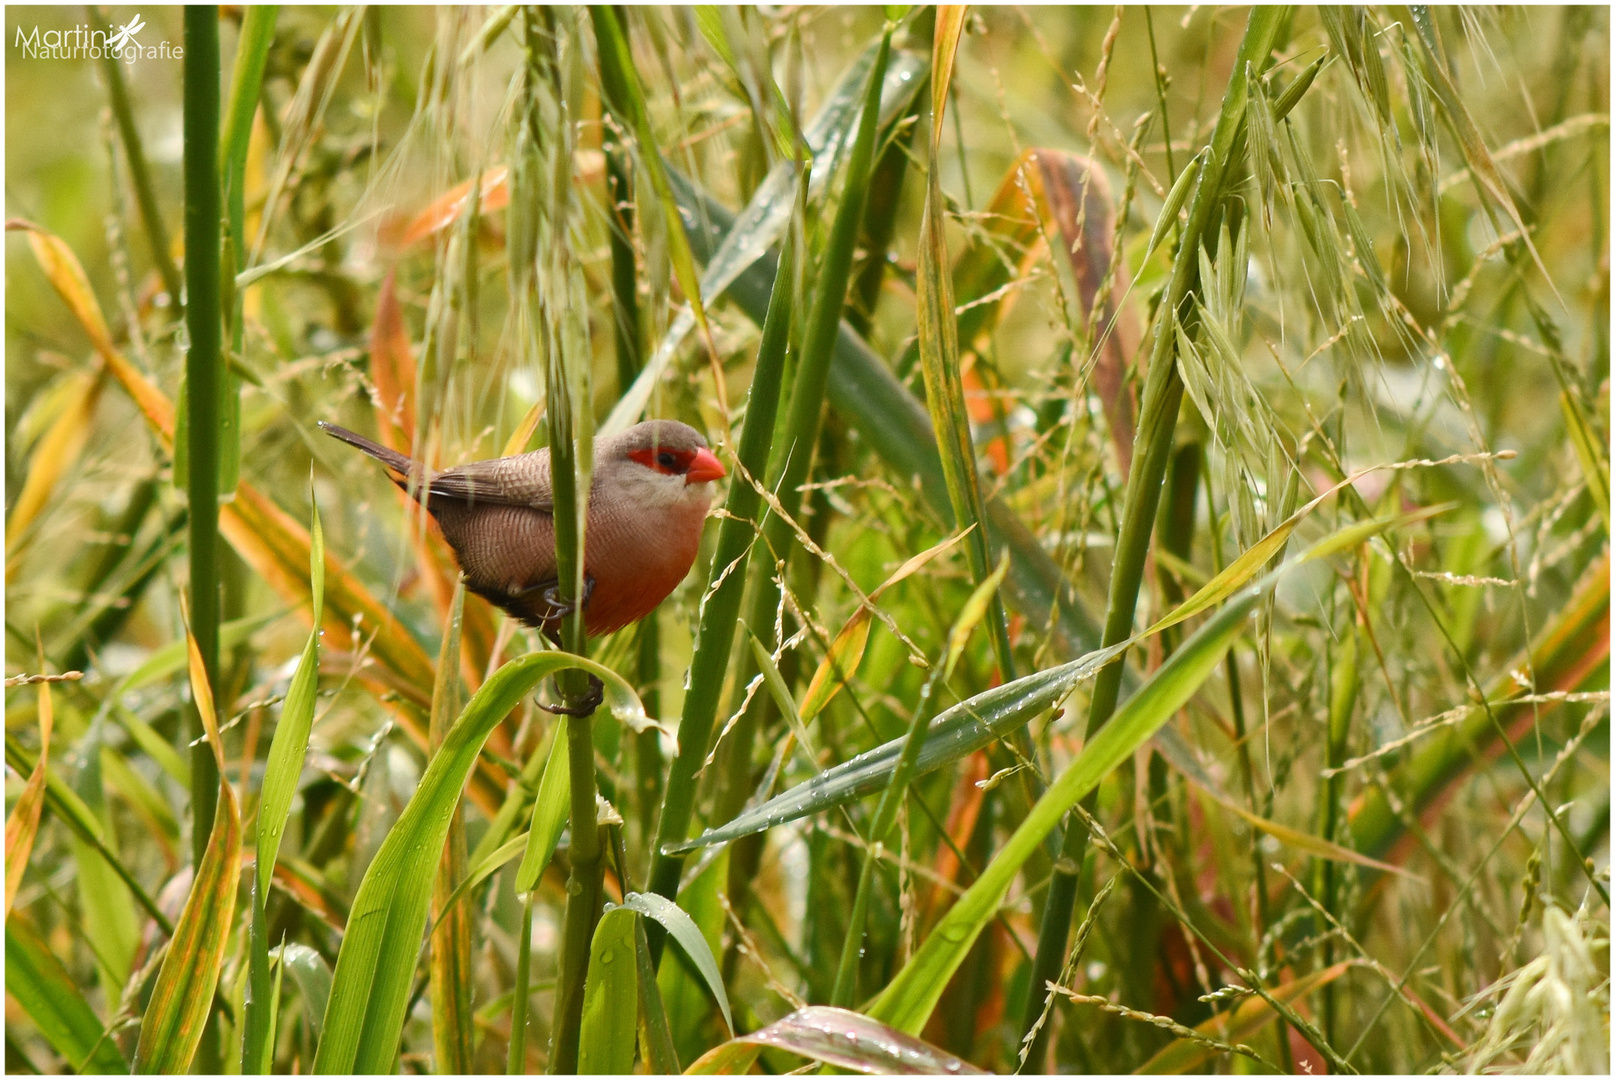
[428,454,553,511]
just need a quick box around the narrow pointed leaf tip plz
[620,891,734,1033]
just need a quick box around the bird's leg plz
[514,574,596,623]
[530,573,601,716]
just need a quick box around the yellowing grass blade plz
[945,553,1012,683]
[15,221,439,711]
[799,611,872,723]
[133,627,243,1074]
[5,369,105,580]
[4,679,54,918]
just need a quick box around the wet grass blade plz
[5,915,129,1074]
[578,907,639,1074]
[132,622,242,1074]
[868,587,1262,1035]
[672,508,1429,852]
[621,891,733,1034]
[685,1007,985,1076]
[274,943,331,1043]
[312,652,644,1074]
[669,639,1127,853]
[4,679,52,918]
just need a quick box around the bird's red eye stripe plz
[628,447,694,475]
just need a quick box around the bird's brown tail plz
[317,421,422,480]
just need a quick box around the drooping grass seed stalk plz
[183,2,223,870]
[1018,9,1290,1067]
[647,24,893,918]
[511,9,602,1074]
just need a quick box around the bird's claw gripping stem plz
[518,574,596,622]
[540,673,604,717]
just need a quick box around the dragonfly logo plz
[107,13,144,52]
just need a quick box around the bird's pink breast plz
[579,495,708,636]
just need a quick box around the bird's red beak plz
[685,447,727,484]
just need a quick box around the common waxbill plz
[318,419,726,639]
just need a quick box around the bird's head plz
[606,420,727,509]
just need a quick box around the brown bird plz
[318,419,726,640]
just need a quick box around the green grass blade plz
[434,832,529,932]
[312,652,644,1074]
[244,495,322,1071]
[514,725,571,894]
[5,916,129,1074]
[181,1,224,870]
[866,586,1261,1035]
[429,586,473,1075]
[241,888,274,1074]
[633,916,680,1073]
[621,891,733,1034]
[255,497,323,897]
[274,944,331,1043]
[578,907,639,1074]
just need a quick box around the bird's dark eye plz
[657,452,678,470]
